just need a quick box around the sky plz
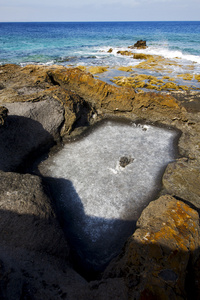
[0,0,200,22]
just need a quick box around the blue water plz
[0,22,200,81]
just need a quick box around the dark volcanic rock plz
[0,99,64,171]
[0,170,128,299]
[129,40,147,49]
[0,171,91,300]
[0,170,69,257]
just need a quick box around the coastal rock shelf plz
[39,119,178,272]
[1,64,200,298]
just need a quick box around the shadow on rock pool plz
[38,119,180,278]
[0,115,55,172]
[0,116,180,279]
[43,176,136,279]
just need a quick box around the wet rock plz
[117,66,133,72]
[133,53,151,60]
[112,71,192,92]
[103,195,200,299]
[117,50,133,56]
[129,40,147,49]
[88,66,108,74]
[107,48,113,53]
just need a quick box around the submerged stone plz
[39,119,178,273]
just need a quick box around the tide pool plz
[39,119,179,272]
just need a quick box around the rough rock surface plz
[0,170,128,299]
[0,170,69,257]
[0,171,81,300]
[0,106,8,126]
[163,158,200,208]
[103,195,200,299]
[46,66,136,112]
[0,98,64,171]
[0,64,96,136]
[0,64,200,299]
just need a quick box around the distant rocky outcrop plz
[0,63,200,299]
[129,40,147,49]
[107,48,113,53]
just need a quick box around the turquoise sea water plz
[0,22,200,86]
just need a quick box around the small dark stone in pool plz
[119,156,134,168]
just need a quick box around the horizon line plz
[0,20,200,23]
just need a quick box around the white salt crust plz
[40,120,177,269]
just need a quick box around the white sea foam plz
[20,60,55,67]
[92,45,200,74]
[141,46,200,64]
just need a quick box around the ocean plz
[0,21,200,89]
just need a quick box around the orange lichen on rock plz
[195,74,200,82]
[134,91,181,109]
[143,200,198,252]
[134,55,182,73]
[75,65,87,71]
[49,67,135,111]
[133,53,154,60]
[104,195,200,299]
[117,66,133,72]
[162,76,175,81]
[177,73,194,81]
[111,74,191,92]
[137,196,199,256]
[87,66,108,74]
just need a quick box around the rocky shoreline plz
[0,63,200,299]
